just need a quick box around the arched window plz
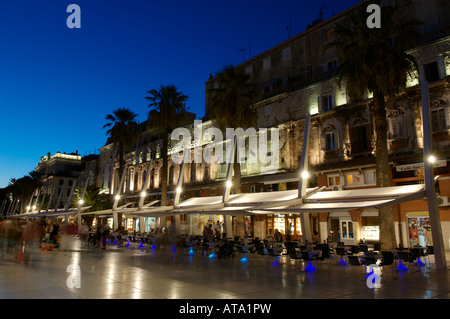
[134,172,139,191]
[150,168,155,189]
[169,165,174,185]
[191,162,196,183]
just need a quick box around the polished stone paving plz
[1,242,450,300]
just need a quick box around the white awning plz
[20,183,425,218]
[260,172,299,185]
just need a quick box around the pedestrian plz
[101,221,110,249]
[96,224,102,248]
[274,228,283,242]
[79,221,89,249]
[37,216,47,247]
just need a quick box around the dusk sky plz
[0,0,361,188]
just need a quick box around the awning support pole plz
[77,176,89,231]
[222,135,237,204]
[174,150,187,207]
[298,114,311,198]
[54,184,64,212]
[113,166,127,210]
[64,183,76,212]
[138,160,153,209]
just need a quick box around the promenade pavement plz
[1,240,449,301]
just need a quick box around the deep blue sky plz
[0,0,361,188]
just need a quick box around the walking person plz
[79,221,89,249]
[101,221,110,250]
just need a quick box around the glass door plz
[340,219,354,245]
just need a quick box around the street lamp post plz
[420,66,447,269]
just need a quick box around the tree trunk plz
[117,143,125,230]
[160,129,169,207]
[372,87,396,250]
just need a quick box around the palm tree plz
[103,107,140,191]
[74,184,108,226]
[145,85,189,207]
[6,171,42,214]
[103,108,139,230]
[329,1,421,250]
[208,64,260,237]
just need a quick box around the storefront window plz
[274,216,286,235]
[360,216,379,241]
[407,212,432,247]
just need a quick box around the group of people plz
[265,228,284,243]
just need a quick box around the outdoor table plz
[237,244,254,263]
[410,247,428,267]
[300,250,321,272]
[207,242,218,258]
[272,243,284,255]
[389,249,412,271]
[186,240,197,255]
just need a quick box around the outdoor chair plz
[347,255,365,280]
[380,251,398,279]
[397,250,414,271]
[373,243,382,254]
[334,247,348,265]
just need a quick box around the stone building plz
[90,0,450,250]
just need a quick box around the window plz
[321,124,339,151]
[263,56,271,71]
[282,47,291,62]
[327,60,337,76]
[169,165,174,184]
[325,132,337,151]
[59,179,64,186]
[264,104,272,116]
[345,173,361,185]
[349,124,372,155]
[325,27,335,41]
[190,163,196,183]
[322,95,333,112]
[388,114,405,139]
[364,170,376,185]
[424,61,440,82]
[431,108,450,131]
[327,175,341,186]
[245,65,253,75]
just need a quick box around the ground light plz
[226,181,232,188]
[304,261,317,272]
[337,256,348,266]
[271,256,281,266]
[115,195,120,201]
[397,260,408,272]
[240,253,249,263]
[209,252,217,258]
[188,246,195,255]
[415,258,426,267]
